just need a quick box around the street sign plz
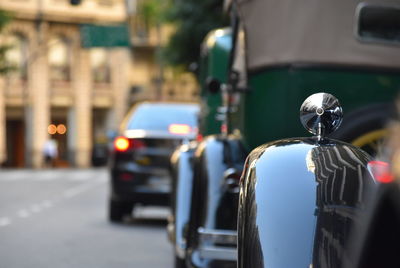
[80,24,130,48]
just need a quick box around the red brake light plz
[114,136,145,152]
[114,137,130,152]
[131,139,145,149]
[196,133,203,142]
[221,123,227,134]
[168,124,191,135]
[368,160,394,184]
[120,172,134,181]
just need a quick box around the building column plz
[72,48,92,168]
[0,78,6,165]
[109,48,130,130]
[28,23,50,169]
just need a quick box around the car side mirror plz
[300,92,343,139]
[206,77,221,94]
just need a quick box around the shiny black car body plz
[170,134,246,268]
[168,28,245,268]
[238,137,375,267]
[236,93,400,267]
[108,102,199,222]
[348,175,400,268]
[346,122,400,268]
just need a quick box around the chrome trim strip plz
[198,246,237,261]
[197,228,237,261]
[198,227,237,245]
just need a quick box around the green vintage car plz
[168,28,239,268]
[227,0,400,156]
[197,28,232,136]
[170,1,400,267]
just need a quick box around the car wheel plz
[350,128,387,156]
[109,200,133,222]
[329,103,394,156]
[174,255,186,268]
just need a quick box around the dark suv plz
[109,102,199,222]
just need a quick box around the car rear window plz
[126,104,199,132]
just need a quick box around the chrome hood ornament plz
[300,93,343,139]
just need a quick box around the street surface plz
[0,168,172,268]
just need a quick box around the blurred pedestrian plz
[43,139,58,168]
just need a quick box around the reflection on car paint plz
[238,138,375,268]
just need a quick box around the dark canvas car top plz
[235,0,400,70]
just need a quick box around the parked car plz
[228,0,399,156]
[91,142,109,167]
[108,102,199,222]
[346,115,400,268]
[238,93,378,267]
[230,1,400,265]
[171,0,400,267]
[237,93,400,267]
[168,28,245,268]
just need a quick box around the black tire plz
[108,200,133,223]
[329,103,395,156]
[174,255,186,268]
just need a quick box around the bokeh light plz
[57,124,67,135]
[48,124,57,135]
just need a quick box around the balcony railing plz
[4,78,27,107]
[93,83,113,108]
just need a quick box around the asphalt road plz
[0,168,173,268]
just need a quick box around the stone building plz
[0,0,199,168]
[125,0,199,105]
[0,0,131,168]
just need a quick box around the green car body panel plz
[237,67,400,151]
[198,29,232,136]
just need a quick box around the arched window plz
[5,33,28,79]
[48,36,71,81]
[90,48,110,83]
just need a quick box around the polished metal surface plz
[198,245,237,261]
[185,135,246,268]
[300,93,343,137]
[170,143,197,259]
[223,167,241,193]
[198,227,237,261]
[238,138,375,268]
[198,227,237,245]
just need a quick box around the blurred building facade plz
[0,0,199,168]
[125,0,199,105]
[0,0,131,168]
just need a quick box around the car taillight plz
[169,124,191,135]
[368,160,394,184]
[131,139,145,149]
[120,172,134,181]
[196,133,203,142]
[221,123,227,134]
[114,137,130,152]
[114,136,146,152]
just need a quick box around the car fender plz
[188,135,247,267]
[169,142,197,258]
[238,137,376,268]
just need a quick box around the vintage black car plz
[237,93,395,267]
[168,29,245,268]
[171,0,400,266]
[108,102,199,222]
[345,119,400,268]
[170,134,246,268]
